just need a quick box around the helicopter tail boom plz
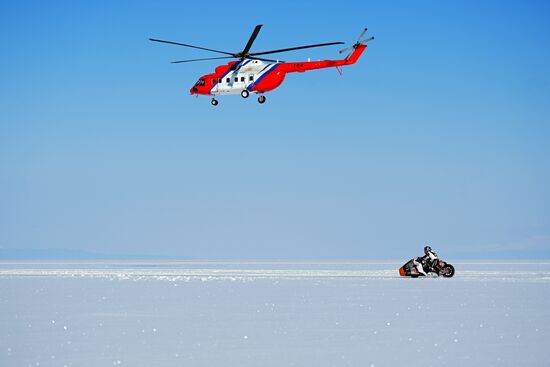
[281,43,368,73]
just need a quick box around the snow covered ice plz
[1,261,550,366]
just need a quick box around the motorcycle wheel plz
[440,264,455,278]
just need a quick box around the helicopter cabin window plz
[212,79,216,84]
[240,77,245,82]
[218,78,222,83]
[235,77,238,82]
[226,78,230,83]
[249,75,254,81]
[195,79,205,86]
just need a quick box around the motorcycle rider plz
[410,246,438,275]
[419,246,439,272]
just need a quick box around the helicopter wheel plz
[211,98,218,106]
[241,90,249,98]
[258,95,266,104]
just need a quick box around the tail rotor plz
[339,27,375,55]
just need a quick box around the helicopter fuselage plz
[190,43,367,97]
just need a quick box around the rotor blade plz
[247,56,284,63]
[357,28,368,42]
[171,56,235,64]
[360,36,375,43]
[338,46,353,54]
[149,38,235,56]
[241,24,263,55]
[250,42,344,56]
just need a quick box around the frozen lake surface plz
[1,261,549,366]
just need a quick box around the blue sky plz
[1,0,549,259]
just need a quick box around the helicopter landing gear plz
[241,90,249,98]
[258,95,266,104]
[211,98,218,106]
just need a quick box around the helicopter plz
[150,25,374,106]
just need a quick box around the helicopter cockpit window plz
[195,79,205,86]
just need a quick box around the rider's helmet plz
[424,246,432,254]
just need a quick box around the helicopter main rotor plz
[150,24,344,64]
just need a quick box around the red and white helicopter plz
[150,25,374,106]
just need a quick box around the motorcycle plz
[399,258,455,278]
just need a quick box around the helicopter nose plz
[190,87,198,94]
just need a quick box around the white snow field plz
[1,261,549,367]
